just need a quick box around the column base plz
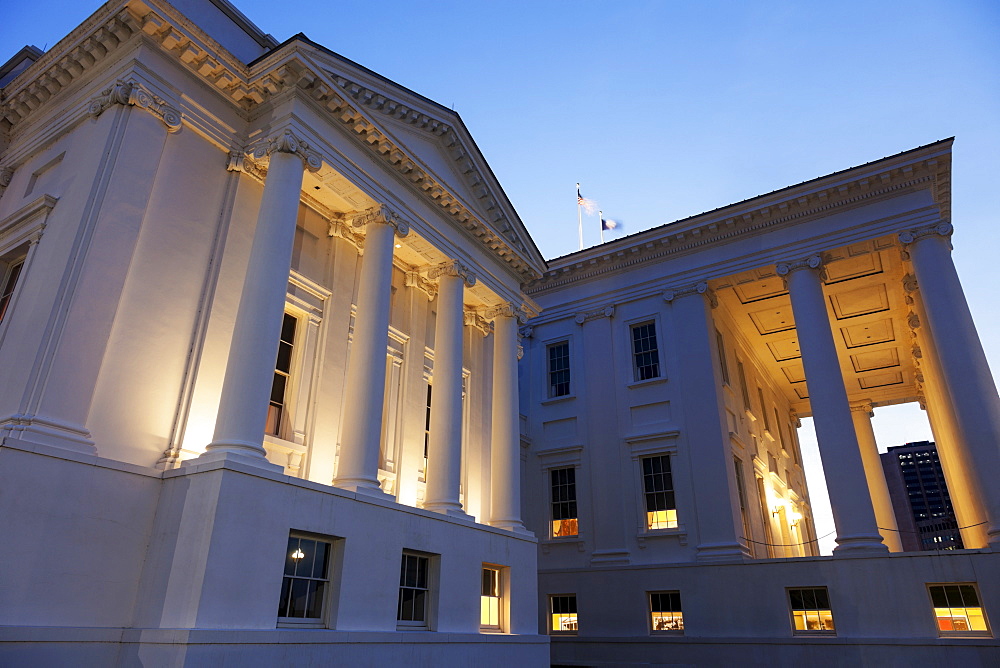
[0,414,98,456]
[695,541,749,563]
[187,446,284,473]
[832,534,890,557]
[423,501,474,521]
[488,519,534,536]
[333,477,393,500]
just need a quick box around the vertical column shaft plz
[779,257,887,554]
[206,144,312,466]
[904,224,1000,546]
[334,210,405,494]
[424,264,473,516]
[849,402,903,552]
[489,305,527,532]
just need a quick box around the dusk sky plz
[5,0,999,553]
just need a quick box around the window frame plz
[715,328,730,386]
[629,319,662,383]
[648,590,684,634]
[266,311,300,439]
[277,532,336,627]
[927,583,991,637]
[546,339,572,399]
[787,587,836,635]
[550,466,579,538]
[549,594,578,635]
[480,564,505,632]
[397,550,436,630]
[641,454,678,532]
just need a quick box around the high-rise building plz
[882,441,963,551]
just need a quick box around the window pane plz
[289,578,309,618]
[278,577,292,617]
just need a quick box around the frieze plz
[88,79,182,133]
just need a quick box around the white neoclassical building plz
[0,0,547,664]
[2,1,1000,667]
[522,139,1000,665]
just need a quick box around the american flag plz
[576,184,597,214]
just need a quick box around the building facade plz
[0,0,547,664]
[3,1,1000,667]
[882,441,964,552]
[521,140,1000,664]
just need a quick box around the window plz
[480,565,502,630]
[423,382,432,469]
[0,254,25,325]
[788,587,835,634]
[547,341,571,397]
[398,552,430,627]
[929,584,990,635]
[550,594,578,634]
[551,467,579,537]
[737,360,752,411]
[642,455,677,530]
[758,387,771,432]
[734,457,753,555]
[649,591,683,632]
[278,534,331,623]
[266,312,298,436]
[715,329,730,385]
[631,321,660,381]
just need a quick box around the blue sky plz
[5,0,999,553]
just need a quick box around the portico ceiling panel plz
[781,365,807,384]
[858,370,904,390]
[749,305,796,335]
[828,284,890,320]
[823,251,883,284]
[841,318,895,348]
[766,339,801,362]
[851,348,900,373]
[734,277,787,304]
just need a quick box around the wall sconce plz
[772,506,783,518]
[790,511,803,528]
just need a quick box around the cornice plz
[528,149,949,294]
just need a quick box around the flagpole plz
[599,210,605,244]
[576,182,583,250]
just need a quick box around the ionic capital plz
[0,166,12,200]
[351,205,410,238]
[464,309,492,335]
[662,281,717,308]
[88,79,182,133]
[249,129,322,172]
[404,270,437,300]
[485,301,529,324]
[776,254,824,277]
[898,221,953,246]
[850,400,874,418]
[226,149,267,181]
[428,259,476,288]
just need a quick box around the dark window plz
[547,341,571,397]
[398,552,430,625]
[631,322,660,381]
[278,534,331,621]
[266,312,298,436]
[0,255,25,325]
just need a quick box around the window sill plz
[650,630,684,636]
[627,377,667,389]
[277,620,325,629]
[541,393,577,406]
[792,632,837,637]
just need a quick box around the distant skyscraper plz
[881,441,963,551]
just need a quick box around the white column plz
[424,260,475,517]
[665,283,749,562]
[777,256,887,554]
[201,131,319,468]
[902,223,1000,547]
[334,206,408,495]
[488,303,528,533]
[849,401,903,552]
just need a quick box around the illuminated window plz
[758,387,771,432]
[788,587,835,634]
[715,329,730,385]
[480,566,502,630]
[737,360,752,411]
[550,594,578,634]
[642,455,677,530]
[547,341,571,397]
[929,584,990,635]
[0,253,25,325]
[278,534,331,623]
[631,321,660,381]
[551,467,579,537]
[649,591,683,632]
[398,552,431,628]
[266,312,298,437]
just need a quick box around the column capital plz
[464,309,492,335]
[898,221,953,246]
[88,79,182,133]
[226,149,267,181]
[249,129,322,172]
[486,301,529,323]
[662,281,717,308]
[776,254,824,276]
[351,204,410,237]
[0,165,12,201]
[849,400,874,417]
[428,259,477,287]
[404,270,437,300]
